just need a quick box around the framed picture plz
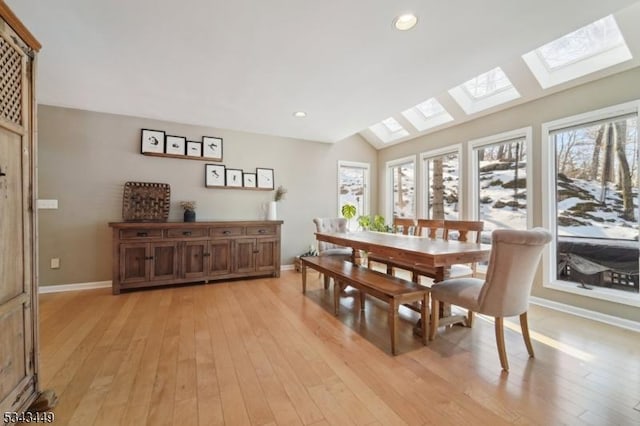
[243,173,257,188]
[202,136,223,161]
[165,135,186,155]
[256,167,274,189]
[225,168,243,187]
[205,164,225,187]
[141,129,165,154]
[186,141,202,157]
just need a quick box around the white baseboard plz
[39,281,112,294]
[530,296,640,333]
[38,266,298,294]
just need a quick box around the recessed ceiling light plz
[393,13,417,31]
[293,111,307,118]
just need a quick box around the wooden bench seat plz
[300,256,429,355]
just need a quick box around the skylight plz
[369,117,409,143]
[448,67,520,115]
[537,15,625,70]
[462,67,512,99]
[523,15,632,89]
[402,98,453,131]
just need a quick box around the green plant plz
[357,215,371,230]
[341,204,356,220]
[357,214,391,232]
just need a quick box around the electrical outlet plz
[37,199,59,209]
[50,258,60,269]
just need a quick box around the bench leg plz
[359,291,365,311]
[302,264,307,294]
[421,293,429,346]
[389,299,399,355]
[323,274,330,290]
[333,279,340,315]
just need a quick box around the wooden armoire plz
[0,2,42,413]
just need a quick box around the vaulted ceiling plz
[8,0,640,147]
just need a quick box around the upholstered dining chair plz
[429,228,552,372]
[312,217,352,288]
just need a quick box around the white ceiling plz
[8,0,640,146]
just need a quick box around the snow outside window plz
[421,148,460,220]
[551,113,639,296]
[338,161,370,231]
[387,156,416,220]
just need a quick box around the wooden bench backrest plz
[416,219,445,239]
[443,220,484,243]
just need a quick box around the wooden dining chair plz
[430,228,552,371]
[367,218,416,274]
[443,220,484,278]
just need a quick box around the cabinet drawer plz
[120,229,163,239]
[165,228,208,238]
[210,226,243,237]
[246,225,276,236]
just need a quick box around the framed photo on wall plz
[205,164,225,187]
[243,173,257,188]
[165,135,186,155]
[186,141,202,157]
[141,129,165,154]
[225,168,243,187]
[256,167,274,189]
[202,136,223,161]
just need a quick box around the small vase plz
[184,209,196,222]
[267,201,277,220]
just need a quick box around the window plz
[542,101,640,305]
[523,15,632,89]
[369,117,410,144]
[402,98,453,132]
[386,156,416,220]
[338,161,370,230]
[449,67,521,114]
[420,146,461,220]
[469,128,532,241]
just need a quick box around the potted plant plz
[180,201,196,222]
[341,203,356,230]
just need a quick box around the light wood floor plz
[38,271,640,425]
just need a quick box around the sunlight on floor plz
[475,313,595,362]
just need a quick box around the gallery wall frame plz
[256,167,275,189]
[141,129,165,154]
[203,136,223,161]
[165,135,186,155]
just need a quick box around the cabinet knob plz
[258,229,266,234]
[253,250,260,254]
[183,231,192,236]
[223,230,230,235]
[137,232,148,237]
[203,253,211,257]
[145,256,154,260]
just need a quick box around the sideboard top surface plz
[109,220,284,229]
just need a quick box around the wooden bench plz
[300,256,429,355]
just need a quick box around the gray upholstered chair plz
[429,228,552,372]
[312,217,352,288]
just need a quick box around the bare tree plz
[591,125,605,180]
[614,120,634,221]
[600,123,614,203]
[431,158,445,219]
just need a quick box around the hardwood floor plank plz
[36,272,640,426]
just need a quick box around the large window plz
[420,146,461,220]
[469,128,532,241]
[338,161,370,230]
[387,156,416,219]
[543,102,640,303]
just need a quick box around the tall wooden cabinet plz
[0,3,42,414]
[109,221,283,294]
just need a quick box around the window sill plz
[544,279,640,308]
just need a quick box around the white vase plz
[267,201,277,220]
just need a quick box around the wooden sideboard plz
[109,220,283,294]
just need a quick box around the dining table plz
[314,230,492,333]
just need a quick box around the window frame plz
[541,100,640,307]
[467,127,533,228]
[337,160,371,224]
[419,144,463,219]
[386,155,417,220]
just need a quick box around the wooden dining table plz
[315,230,491,281]
[314,230,492,332]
